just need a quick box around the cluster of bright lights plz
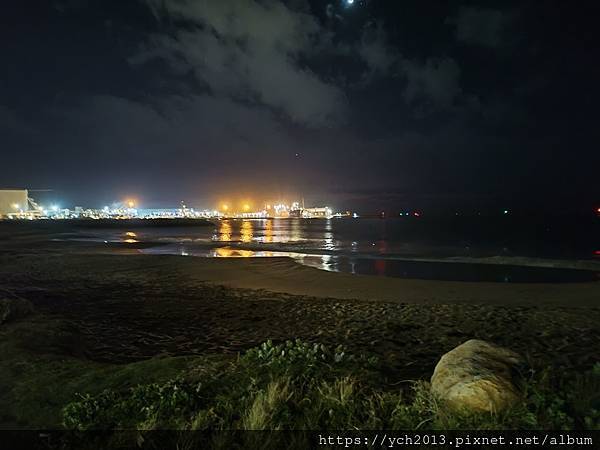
[215,201,336,219]
[6,193,342,221]
[273,204,289,215]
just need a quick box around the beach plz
[1,223,599,427]
[2,248,599,366]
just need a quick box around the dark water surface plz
[298,255,599,283]
[5,216,600,283]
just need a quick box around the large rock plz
[0,297,34,325]
[430,339,525,412]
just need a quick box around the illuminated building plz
[273,203,290,218]
[0,189,29,218]
[302,207,333,219]
[240,210,268,218]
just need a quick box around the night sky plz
[2,0,599,212]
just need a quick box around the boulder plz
[0,297,34,325]
[430,339,525,412]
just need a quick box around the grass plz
[0,315,204,427]
[1,314,599,435]
[61,340,600,432]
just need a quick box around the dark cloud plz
[402,57,462,110]
[358,22,399,78]
[134,0,407,127]
[136,0,348,127]
[450,7,513,47]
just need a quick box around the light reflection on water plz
[211,219,325,246]
[240,220,253,243]
[212,247,264,258]
[123,231,138,243]
[142,244,599,283]
[91,218,600,283]
[217,220,232,242]
[264,218,273,243]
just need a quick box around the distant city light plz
[504,210,509,214]
[3,195,344,221]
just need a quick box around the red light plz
[595,250,600,256]
[597,208,600,213]
[414,212,420,217]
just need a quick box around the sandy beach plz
[1,224,599,427]
[0,224,600,427]
[2,248,599,372]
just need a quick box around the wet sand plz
[1,244,599,379]
[141,256,600,307]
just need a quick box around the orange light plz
[243,204,250,211]
[222,204,229,211]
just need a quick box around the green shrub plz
[241,339,377,378]
[62,341,600,432]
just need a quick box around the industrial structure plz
[0,190,345,220]
[0,189,29,218]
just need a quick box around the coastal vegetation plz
[60,340,600,431]
[2,312,598,431]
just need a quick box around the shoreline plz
[1,250,598,372]
[2,250,599,307]
[1,220,599,306]
[2,246,599,428]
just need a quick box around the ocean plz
[71,215,600,283]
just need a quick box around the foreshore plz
[2,249,599,364]
[1,227,599,427]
